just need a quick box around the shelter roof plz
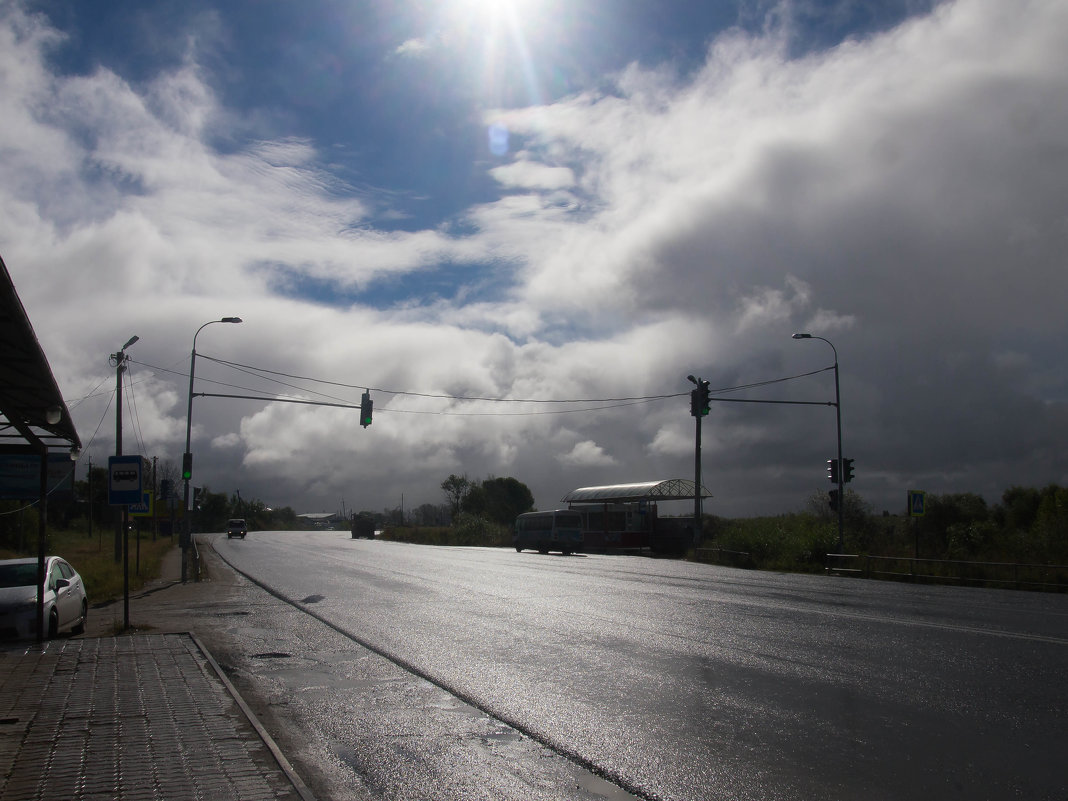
[562,479,711,504]
[0,254,81,452]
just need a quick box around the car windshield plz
[0,563,38,588]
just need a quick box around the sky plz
[3,0,1066,519]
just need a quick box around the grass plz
[0,526,176,606]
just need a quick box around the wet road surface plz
[213,531,1068,800]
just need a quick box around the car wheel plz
[515,546,522,552]
[71,601,87,635]
[48,609,59,639]
[227,534,232,539]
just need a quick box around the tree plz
[478,477,535,526]
[441,474,472,520]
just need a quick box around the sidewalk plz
[0,543,314,801]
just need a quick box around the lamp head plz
[221,317,243,324]
[122,335,140,349]
[686,374,697,385]
[792,333,811,340]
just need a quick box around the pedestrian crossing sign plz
[908,490,926,517]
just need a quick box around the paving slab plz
[0,633,313,801]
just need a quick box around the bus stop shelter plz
[562,479,711,552]
[0,252,82,638]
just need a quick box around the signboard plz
[130,492,153,517]
[108,455,143,506]
[908,490,926,517]
[0,453,76,500]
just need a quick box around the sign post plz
[908,490,926,559]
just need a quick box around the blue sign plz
[908,490,926,517]
[0,453,76,500]
[130,492,153,517]
[108,455,143,506]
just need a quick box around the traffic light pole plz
[687,375,709,548]
[693,410,702,549]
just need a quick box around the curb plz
[189,632,318,801]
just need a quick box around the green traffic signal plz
[359,391,373,428]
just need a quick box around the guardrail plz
[189,534,201,583]
[825,554,1068,592]
[694,547,754,568]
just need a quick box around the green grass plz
[0,527,175,605]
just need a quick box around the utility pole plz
[111,335,138,629]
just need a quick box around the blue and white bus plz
[513,510,583,555]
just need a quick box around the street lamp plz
[182,317,242,581]
[792,332,844,553]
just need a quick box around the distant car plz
[226,518,248,539]
[0,556,88,640]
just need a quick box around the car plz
[226,518,248,539]
[0,556,88,640]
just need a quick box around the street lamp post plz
[793,333,844,553]
[182,317,242,582]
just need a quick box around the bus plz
[513,510,584,555]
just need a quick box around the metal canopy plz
[0,253,81,452]
[562,478,712,504]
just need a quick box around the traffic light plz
[828,489,840,511]
[182,452,193,481]
[843,458,855,483]
[687,377,711,417]
[159,479,172,500]
[827,458,839,483]
[360,391,373,428]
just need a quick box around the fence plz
[825,554,1068,592]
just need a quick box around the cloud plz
[2,0,1066,519]
[559,440,617,468]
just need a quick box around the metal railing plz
[825,553,1068,592]
[694,547,754,568]
[188,534,201,583]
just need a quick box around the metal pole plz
[792,334,843,552]
[832,356,843,554]
[115,351,124,563]
[694,411,702,548]
[183,317,242,583]
[182,337,197,584]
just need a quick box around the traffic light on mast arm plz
[182,452,193,481]
[359,391,373,428]
[843,458,855,483]
[828,489,840,511]
[689,379,710,417]
[827,458,839,483]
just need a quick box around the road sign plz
[108,455,143,506]
[130,492,153,517]
[908,490,926,517]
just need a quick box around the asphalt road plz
[214,530,1068,801]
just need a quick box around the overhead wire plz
[127,354,834,419]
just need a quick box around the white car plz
[0,556,88,640]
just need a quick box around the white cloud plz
[558,440,617,468]
[2,0,1067,518]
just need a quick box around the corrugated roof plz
[0,253,81,452]
[562,479,711,504]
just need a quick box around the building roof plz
[0,254,80,453]
[561,479,712,504]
